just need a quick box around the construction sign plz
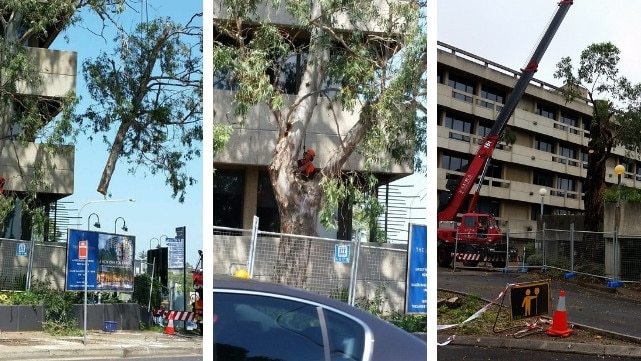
[509,280,551,320]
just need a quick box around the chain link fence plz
[445,222,641,287]
[0,238,67,291]
[213,218,410,314]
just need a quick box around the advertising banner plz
[405,224,427,314]
[66,229,136,292]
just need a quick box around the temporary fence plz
[213,217,410,314]
[0,238,67,291]
[447,222,641,287]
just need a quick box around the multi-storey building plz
[437,41,633,236]
[0,14,76,240]
[213,2,418,238]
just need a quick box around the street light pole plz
[615,164,625,230]
[114,217,128,233]
[87,213,101,230]
[538,188,547,220]
[149,237,160,250]
[611,164,626,287]
[77,199,136,227]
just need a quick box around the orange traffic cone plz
[165,318,175,335]
[546,290,573,337]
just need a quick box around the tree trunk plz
[97,120,133,195]
[269,161,323,287]
[580,99,614,263]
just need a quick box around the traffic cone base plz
[165,318,175,335]
[547,290,573,337]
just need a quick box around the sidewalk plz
[438,268,641,355]
[0,329,202,360]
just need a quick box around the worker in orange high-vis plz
[296,149,316,178]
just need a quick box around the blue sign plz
[334,244,350,263]
[405,224,427,314]
[165,237,185,269]
[16,243,27,256]
[66,229,136,292]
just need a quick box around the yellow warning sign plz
[509,280,551,320]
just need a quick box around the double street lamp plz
[114,217,128,233]
[87,213,101,230]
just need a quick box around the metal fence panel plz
[213,225,410,314]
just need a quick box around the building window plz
[442,153,470,193]
[537,103,556,120]
[557,176,575,198]
[213,169,245,229]
[477,122,492,137]
[535,137,553,153]
[558,111,578,134]
[476,198,500,218]
[636,162,641,181]
[214,68,238,90]
[533,171,553,188]
[479,84,505,110]
[442,153,469,172]
[448,74,475,103]
[557,143,577,165]
[256,172,280,232]
[444,113,472,141]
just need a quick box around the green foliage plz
[355,283,387,318]
[603,184,641,202]
[387,313,427,333]
[554,42,641,230]
[132,274,162,307]
[81,15,203,202]
[329,286,349,303]
[0,280,83,335]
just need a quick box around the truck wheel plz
[462,246,479,267]
[437,245,452,267]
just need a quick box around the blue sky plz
[50,1,204,267]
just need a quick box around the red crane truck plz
[437,1,574,268]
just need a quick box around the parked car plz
[214,274,427,361]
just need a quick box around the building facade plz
[0,12,76,241]
[437,41,635,236]
[214,2,417,239]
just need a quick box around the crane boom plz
[437,0,573,222]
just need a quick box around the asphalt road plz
[438,344,638,360]
[437,268,641,339]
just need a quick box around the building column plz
[243,167,258,229]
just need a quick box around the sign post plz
[79,240,88,345]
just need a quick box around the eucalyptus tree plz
[81,14,203,202]
[1,1,202,242]
[0,0,128,239]
[215,0,426,286]
[555,42,641,261]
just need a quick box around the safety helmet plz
[305,149,316,157]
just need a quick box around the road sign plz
[509,280,551,320]
[78,240,88,260]
[334,244,350,263]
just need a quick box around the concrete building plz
[213,2,419,238]
[0,13,76,240]
[436,41,635,237]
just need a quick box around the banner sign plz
[66,229,136,292]
[405,224,427,314]
[165,237,185,269]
